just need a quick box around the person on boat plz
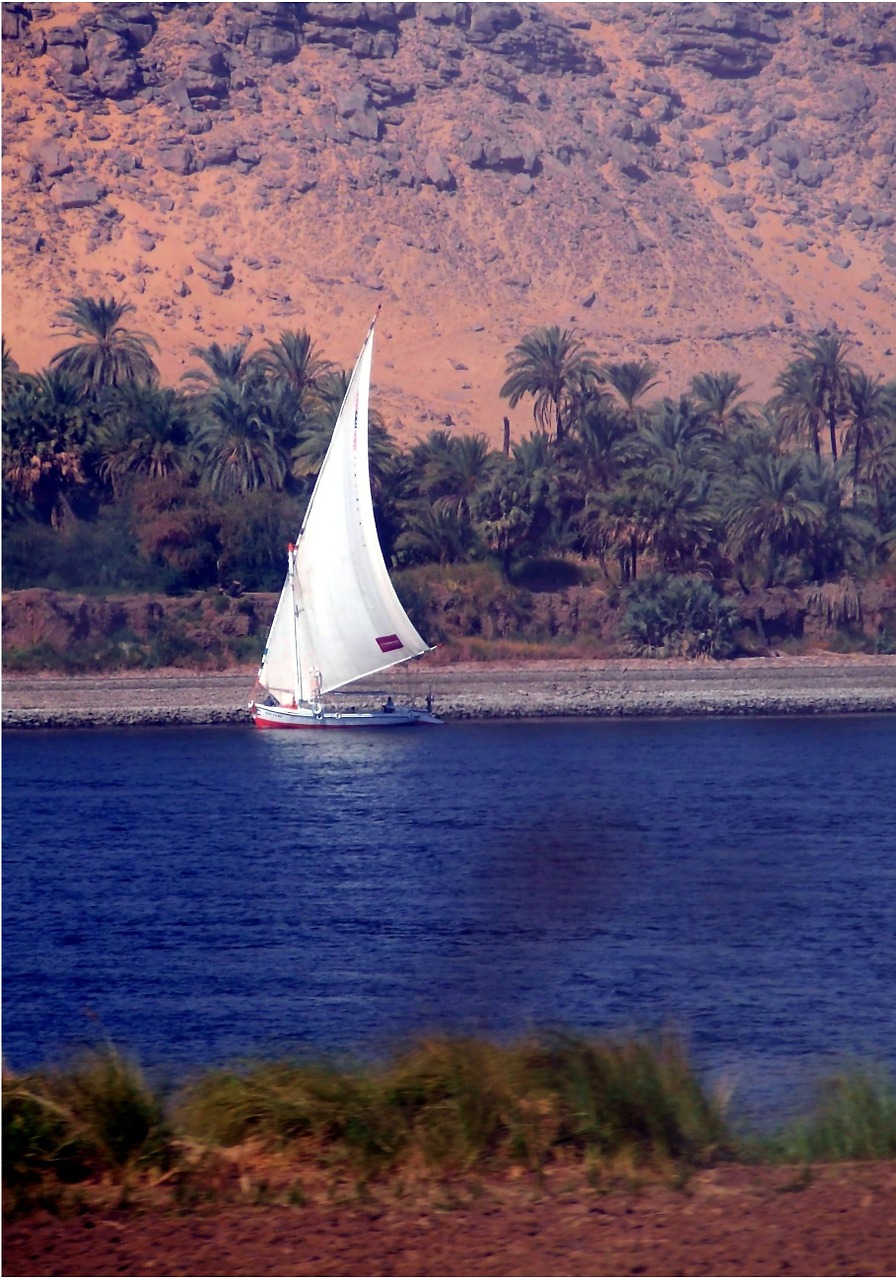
[383,696,395,713]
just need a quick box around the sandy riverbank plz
[4,655,896,729]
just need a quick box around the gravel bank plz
[4,656,896,729]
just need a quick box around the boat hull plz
[250,702,442,730]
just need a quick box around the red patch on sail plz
[376,634,403,653]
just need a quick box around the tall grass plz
[769,1068,896,1163]
[3,1044,170,1211]
[173,1032,731,1176]
[5,1038,896,1217]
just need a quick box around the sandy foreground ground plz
[4,1163,896,1277]
[3,654,896,729]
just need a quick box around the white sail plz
[256,319,429,705]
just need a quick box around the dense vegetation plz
[4,1036,895,1216]
[4,300,896,656]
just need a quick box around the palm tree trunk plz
[810,414,821,456]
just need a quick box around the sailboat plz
[249,312,441,729]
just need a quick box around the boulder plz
[424,148,455,191]
[770,135,805,168]
[195,249,233,274]
[201,138,239,166]
[30,140,72,177]
[95,5,156,51]
[181,44,231,101]
[45,23,86,47]
[466,4,523,43]
[49,42,89,76]
[466,135,539,174]
[156,144,197,176]
[335,86,380,140]
[795,159,824,187]
[50,179,105,209]
[85,29,141,99]
[702,137,726,167]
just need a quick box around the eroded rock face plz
[637,3,781,77]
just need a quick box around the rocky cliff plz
[3,2,895,442]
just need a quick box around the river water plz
[3,717,895,1122]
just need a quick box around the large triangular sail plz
[255,318,430,705]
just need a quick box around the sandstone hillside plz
[3,1,895,444]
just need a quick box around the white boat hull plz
[250,702,441,730]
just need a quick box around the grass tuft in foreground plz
[769,1068,896,1163]
[3,1044,170,1214]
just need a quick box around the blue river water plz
[3,717,895,1123]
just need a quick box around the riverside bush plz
[620,573,740,658]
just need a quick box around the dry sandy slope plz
[4,1162,896,1277]
[3,3,895,444]
[4,655,896,728]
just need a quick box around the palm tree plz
[97,384,198,494]
[638,463,718,574]
[795,332,858,460]
[425,433,498,522]
[560,399,636,494]
[510,430,555,477]
[724,453,822,587]
[50,295,159,391]
[599,479,650,583]
[768,358,825,457]
[256,329,332,406]
[394,503,478,566]
[2,369,95,526]
[603,359,660,423]
[797,452,874,581]
[689,370,754,432]
[182,341,256,389]
[472,449,554,575]
[193,380,287,496]
[2,336,27,396]
[843,370,896,497]
[637,396,715,471]
[858,430,896,534]
[500,326,600,441]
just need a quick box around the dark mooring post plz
[502,415,511,457]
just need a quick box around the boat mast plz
[287,542,303,706]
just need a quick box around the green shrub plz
[620,573,740,658]
[1,511,169,593]
[510,558,587,591]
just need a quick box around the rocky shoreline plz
[4,655,896,729]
